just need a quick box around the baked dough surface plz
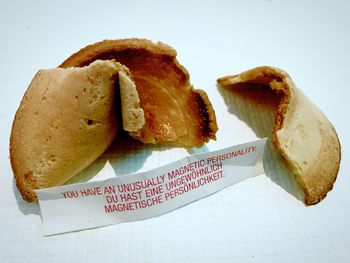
[60,39,218,147]
[10,60,124,202]
[218,66,341,205]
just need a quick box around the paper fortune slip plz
[36,138,267,235]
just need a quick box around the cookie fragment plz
[218,66,341,205]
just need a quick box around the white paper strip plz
[36,138,267,235]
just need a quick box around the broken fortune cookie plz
[60,38,218,147]
[217,66,341,205]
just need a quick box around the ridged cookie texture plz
[10,60,128,202]
[217,66,341,205]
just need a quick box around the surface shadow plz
[13,179,40,216]
[67,130,186,179]
[187,144,209,155]
[106,131,170,176]
[218,83,280,138]
[263,138,304,201]
[67,131,153,182]
[218,84,304,202]
[65,158,107,184]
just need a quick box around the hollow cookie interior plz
[60,38,218,147]
[217,66,341,205]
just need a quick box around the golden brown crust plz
[217,66,341,205]
[60,39,178,68]
[10,60,123,202]
[60,38,218,147]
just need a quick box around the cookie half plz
[218,66,341,205]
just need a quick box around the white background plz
[1,0,349,262]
